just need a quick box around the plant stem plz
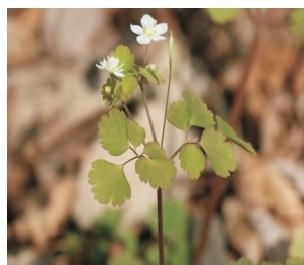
[160,62,173,147]
[138,81,158,142]
[157,188,165,265]
[129,144,139,156]
[122,101,134,121]
[122,155,141,166]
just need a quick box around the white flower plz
[130,14,168,45]
[96,56,124,78]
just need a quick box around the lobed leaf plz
[167,101,190,130]
[179,144,205,180]
[98,109,129,156]
[88,159,130,206]
[112,45,135,73]
[216,115,256,154]
[135,142,176,189]
[127,120,146,148]
[120,74,138,101]
[142,142,167,159]
[167,90,215,131]
[183,90,215,128]
[200,127,236,178]
[98,109,145,156]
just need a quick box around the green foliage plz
[167,101,190,130]
[120,74,138,101]
[207,8,240,24]
[167,90,214,130]
[112,45,135,73]
[291,9,304,39]
[183,90,215,128]
[135,142,176,188]
[98,109,145,156]
[200,127,236,178]
[88,160,130,206]
[179,144,205,180]
[142,141,166,158]
[127,119,146,148]
[216,115,256,154]
[139,64,164,85]
[98,109,129,155]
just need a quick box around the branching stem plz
[122,101,134,121]
[122,155,141,166]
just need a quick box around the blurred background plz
[7,8,304,265]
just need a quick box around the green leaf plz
[127,120,145,148]
[139,64,164,85]
[135,142,176,188]
[167,101,190,130]
[207,8,239,24]
[88,159,131,206]
[98,109,129,156]
[200,127,236,178]
[179,144,205,180]
[231,257,253,265]
[142,141,166,158]
[216,115,256,155]
[291,9,304,39]
[120,74,138,101]
[183,90,215,128]
[99,109,145,155]
[112,45,135,73]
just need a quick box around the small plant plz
[88,13,255,265]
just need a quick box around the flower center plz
[143,26,156,38]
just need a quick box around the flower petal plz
[96,64,104,70]
[136,35,151,45]
[141,14,156,27]
[151,35,166,41]
[114,71,125,78]
[130,24,143,35]
[155,23,168,35]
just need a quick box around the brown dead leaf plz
[11,177,76,249]
[223,197,263,263]
[8,9,43,68]
[246,37,297,120]
[237,154,304,227]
